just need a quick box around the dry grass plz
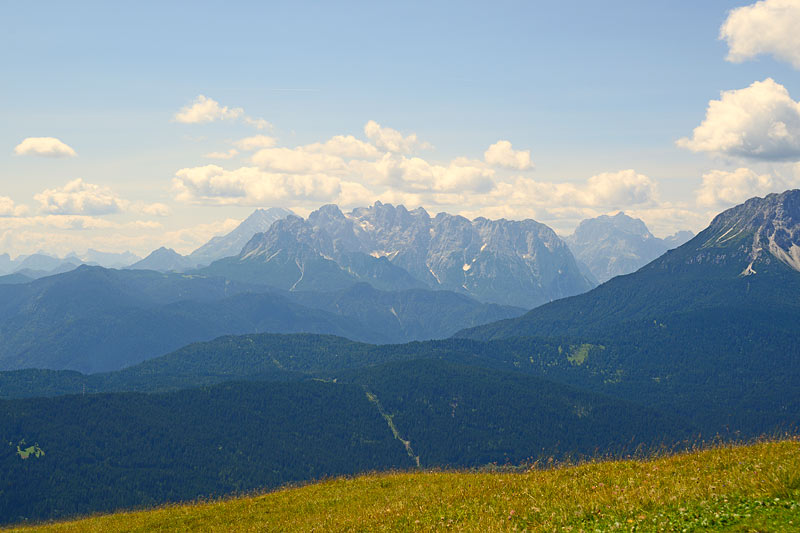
[6,439,800,532]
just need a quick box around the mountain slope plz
[189,207,293,266]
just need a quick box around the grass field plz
[6,439,799,532]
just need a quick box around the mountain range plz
[0,266,523,373]
[0,190,798,525]
[203,203,597,308]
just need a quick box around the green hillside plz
[6,440,798,532]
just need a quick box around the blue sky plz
[2,0,800,256]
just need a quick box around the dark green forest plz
[0,359,691,525]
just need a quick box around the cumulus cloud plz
[484,140,533,170]
[34,179,128,215]
[234,135,277,151]
[696,167,785,208]
[0,197,28,217]
[243,117,271,130]
[174,95,243,124]
[494,169,658,210]
[14,137,76,158]
[583,170,660,206]
[373,155,495,193]
[137,202,171,217]
[172,165,341,205]
[721,0,800,68]
[364,120,431,153]
[252,148,347,174]
[204,149,239,159]
[174,95,271,131]
[304,135,381,159]
[677,78,800,161]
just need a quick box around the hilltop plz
[7,440,799,532]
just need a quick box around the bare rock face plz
[237,202,595,308]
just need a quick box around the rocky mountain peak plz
[701,189,800,275]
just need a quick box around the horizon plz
[3,0,800,257]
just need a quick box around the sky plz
[2,0,800,258]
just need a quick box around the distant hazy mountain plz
[565,212,693,283]
[0,250,140,277]
[128,247,194,273]
[77,249,140,268]
[189,207,294,267]
[0,265,523,372]
[205,203,594,308]
[663,230,694,249]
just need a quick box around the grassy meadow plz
[6,439,799,532]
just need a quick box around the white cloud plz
[204,148,239,159]
[14,137,76,158]
[583,170,660,206]
[484,140,533,170]
[696,167,785,208]
[0,197,28,217]
[174,95,270,130]
[34,179,128,215]
[252,147,347,174]
[304,135,381,159]
[234,135,277,151]
[494,169,658,210]
[721,0,800,68]
[137,202,171,217]
[172,165,341,205]
[364,120,431,153]
[677,78,800,161]
[243,117,271,130]
[174,95,244,124]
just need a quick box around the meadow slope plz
[6,439,799,532]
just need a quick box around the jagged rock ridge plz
[228,202,595,308]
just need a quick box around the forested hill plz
[0,359,687,525]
